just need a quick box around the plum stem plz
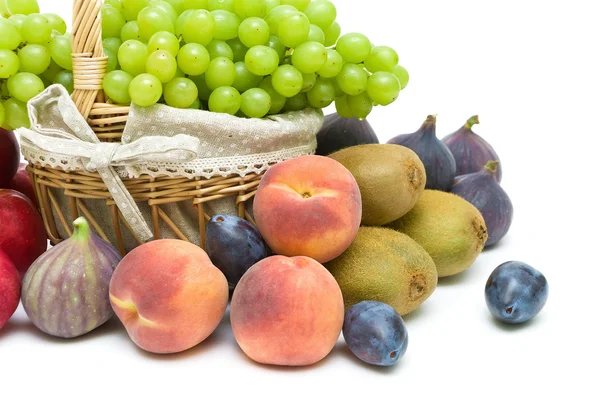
[465,115,480,130]
[484,160,500,174]
[72,217,91,241]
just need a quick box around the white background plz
[1,0,599,398]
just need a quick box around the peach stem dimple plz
[110,295,157,327]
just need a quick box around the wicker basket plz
[26,0,286,255]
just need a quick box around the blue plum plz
[343,301,408,367]
[206,215,269,287]
[485,261,549,324]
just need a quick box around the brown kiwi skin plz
[325,227,438,316]
[328,144,426,226]
[388,190,488,278]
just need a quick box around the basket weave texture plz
[26,0,307,255]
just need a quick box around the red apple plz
[0,128,20,188]
[9,163,38,208]
[0,189,47,279]
[0,249,20,330]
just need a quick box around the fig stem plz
[484,160,500,174]
[465,115,480,130]
[72,217,91,241]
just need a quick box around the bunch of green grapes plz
[102,0,410,119]
[0,0,73,130]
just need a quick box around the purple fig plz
[316,113,379,156]
[442,116,502,182]
[451,161,513,247]
[387,115,456,191]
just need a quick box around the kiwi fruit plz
[328,144,426,226]
[388,190,488,278]
[324,227,438,316]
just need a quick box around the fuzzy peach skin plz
[109,240,229,354]
[231,255,345,366]
[253,155,362,263]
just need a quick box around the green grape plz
[208,0,235,11]
[138,7,175,41]
[335,63,367,95]
[303,0,336,30]
[264,5,296,35]
[266,34,286,60]
[121,21,142,42]
[347,91,373,119]
[234,0,267,18]
[212,10,240,40]
[227,38,249,62]
[336,33,371,64]
[367,71,400,106]
[207,40,233,60]
[104,48,119,72]
[105,0,124,11]
[0,49,20,78]
[22,14,53,45]
[104,70,134,104]
[177,43,210,75]
[41,60,62,82]
[54,70,74,93]
[0,102,4,127]
[183,10,215,46]
[7,72,45,102]
[291,41,326,73]
[103,37,123,55]
[334,95,352,117]
[18,44,51,75]
[42,13,67,36]
[283,92,306,111]
[118,40,148,76]
[205,57,236,90]
[279,12,309,48]
[146,50,178,83]
[174,68,185,78]
[264,0,280,12]
[232,61,261,92]
[4,0,40,16]
[122,0,149,21]
[245,45,278,76]
[129,73,163,106]
[306,77,335,108]
[240,87,270,117]
[271,64,302,97]
[162,0,184,13]
[8,14,27,29]
[307,24,325,44]
[190,74,212,101]
[175,10,193,37]
[238,17,270,47]
[208,86,241,114]
[364,46,398,74]
[183,0,209,10]
[164,77,198,108]
[148,31,179,56]
[148,0,178,23]
[49,34,73,70]
[3,98,29,129]
[188,98,202,109]
[280,0,309,11]
[0,18,22,50]
[102,5,127,39]
[0,81,9,98]
[258,76,285,114]
[323,21,340,47]
[301,72,315,92]
[318,48,342,78]
[331,75,343,96]
[393,64,409,90]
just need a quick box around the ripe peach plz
[253,155,362,263]
[231,255,345,366]
[109,240,229,354]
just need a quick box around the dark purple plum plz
[343,301,408,367]
[316,113,379,156]
[387,115,456,191]
[485,261,549,324]
[452,160,513,247]
[442,115,502,182]
[206,215,269,287]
